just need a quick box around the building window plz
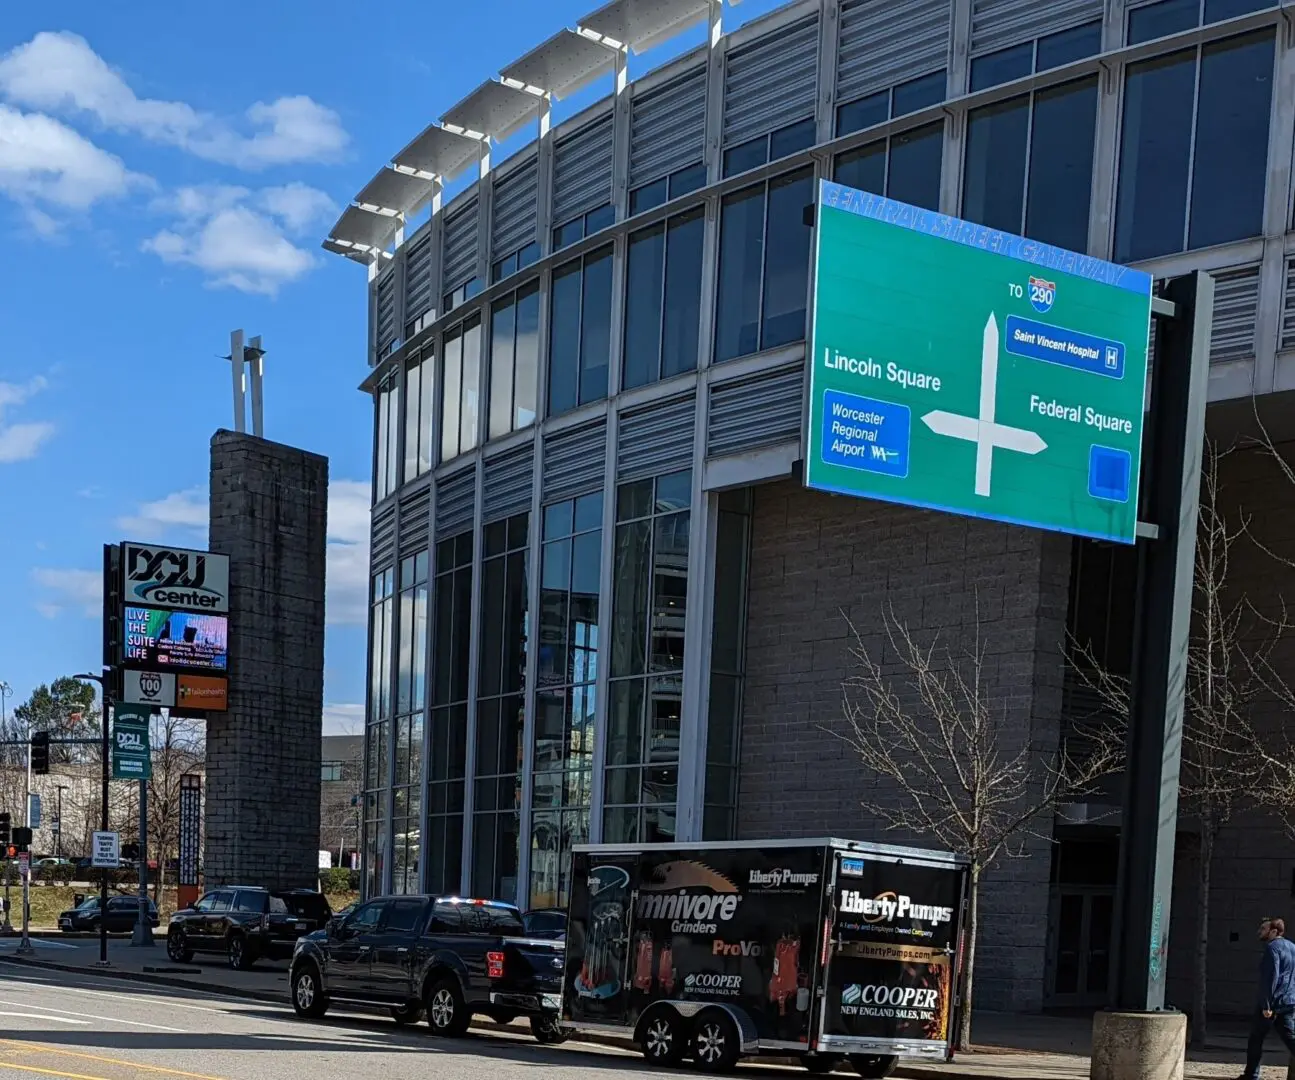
[443,277,482,315]
[623,206,705,391]
[364,566,396,897]
[553,203,616,252]
[962,77,1098,252]
[429,532,472,894]
[547,244,613,416]
[403,351,435,483]
[833,121,944,212]
[629,163,708,216]
[970,22,1102,93]
[531,491,602,909]
[472,513,529,902]
[321,762,343,783]
[441,314,482,464]
[703,489,751,841]
[391,552,429,894]
[722,118,816,180]
[836,70,946,138]
[605,471,691,844]
[488,282,540,442]
[491,241,541,285]
[1115,30,1274,262]
[1128,0,1272,45]
[714,167,814,364]
[373,371,400,502]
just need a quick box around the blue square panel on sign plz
[821,390,911,477]
[1089,445,1131,503]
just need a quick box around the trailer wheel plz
[803,1053,844,1073]
[639,1009,685,1067]
[690,1009,741,1074]
[848,1054,898,1079]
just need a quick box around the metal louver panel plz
[1282,258,1295,352]
[630,65,707,189]
[723,16,819,148]
[435,467,477,536]
[837,0,950,106]
[543,420,607,502]
[1210,264,1260,364]
[404,229,433,327]
[441,199,479,294]
[617,394,696,482]
[482,443,535,521]
[552,113,614,227]
[970,0,1103,55]
[371,502,396,569]
[398,484,431,553]
[492,158,538,260]
[708,365,804,458]
[376,268,397,357]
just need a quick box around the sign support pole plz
[15,857,31,955]
[1091,271,1214,1076]
[131,777,153,946]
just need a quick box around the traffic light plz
[0,812,9,846]
[12,827,31,853]
[31,731,50,776]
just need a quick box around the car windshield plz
[76,898,99,910]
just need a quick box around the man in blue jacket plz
[1240,917,1295,1080]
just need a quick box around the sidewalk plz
[0,934,1290,1078]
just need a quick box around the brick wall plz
[736,480,1072,1012]
[206,431,328,890]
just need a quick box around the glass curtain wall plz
[364,567,395,897]
[604,471,691,844]
[472,513,530,901]
[488,282,540,442]
[441,315,483,463]
[428,532,472,894]
[374,372,400,501]
[531,492,603,908]
[392,552,429,893]
[403,351,435,484]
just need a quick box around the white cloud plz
[0,103,143,213]
[0,32,348,169]
[31,567,101,618]
[117,487,208,540]
[327,480,371,627]
[323,703,364,736]
[143,182,334,295]
[0,374,53,462]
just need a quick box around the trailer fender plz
[634,1001,758,1054]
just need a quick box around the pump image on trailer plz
[561,838,970,1076]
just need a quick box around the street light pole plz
[75,672,110,968]
[56,786,67,858]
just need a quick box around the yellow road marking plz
[0,1043,228,1080]
[0,1062,113,1080]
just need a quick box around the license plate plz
[59,920,70,928]
[295,922,306,931]
[541,994,561,1011]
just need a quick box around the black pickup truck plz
[167,886,332,969]
[289,894,568,1042]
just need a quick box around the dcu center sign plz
[805,180,1152,544]
[123,542,229,612]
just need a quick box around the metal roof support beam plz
[611,45,631,218]
[536,94,555,258]
[703,0,725,186]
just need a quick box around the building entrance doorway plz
[1044,835,1118,1007]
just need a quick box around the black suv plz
[167,886,331,969]
[59,894,159,933]
[290,895,568,1042]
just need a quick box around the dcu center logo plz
[1028,276,1056,313]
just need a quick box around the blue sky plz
[0,0,786,732]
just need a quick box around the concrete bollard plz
[1091,1011,1186,1080]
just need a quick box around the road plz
[0,966,810,1080]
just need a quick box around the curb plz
[0,954,974,1077]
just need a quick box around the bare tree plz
[833,600,1123,1049]
[1071,441,1282,1047]
[147,712,205,902]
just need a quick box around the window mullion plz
[1182,45,1204,252]
[658,222,670,383]
[1022,92,1038,236]
[756,181,771,351]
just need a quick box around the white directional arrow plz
[921,313,1047,497]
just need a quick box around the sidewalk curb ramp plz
[0,952,983,1078]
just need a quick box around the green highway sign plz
[112,702,152,780]
[806,180,1153,544]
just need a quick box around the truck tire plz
[390,1002,424,1025]
[291,964,329,1019]
[640,1009,685,1067]
[530,1014,571,1045]
[849,1055,898,1079]
[425,975,470,1038]
[803,1054,844,1073]
[690,1009,741,1073]
[166,928,193,964]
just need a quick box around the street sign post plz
[112,703,152,780]
[806,180,1153,544]
[15,852,31,955]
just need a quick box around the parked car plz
[167,886,332,969]
[59,894,159,933]
[521,909,566,940]
[289,895,568,1043]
